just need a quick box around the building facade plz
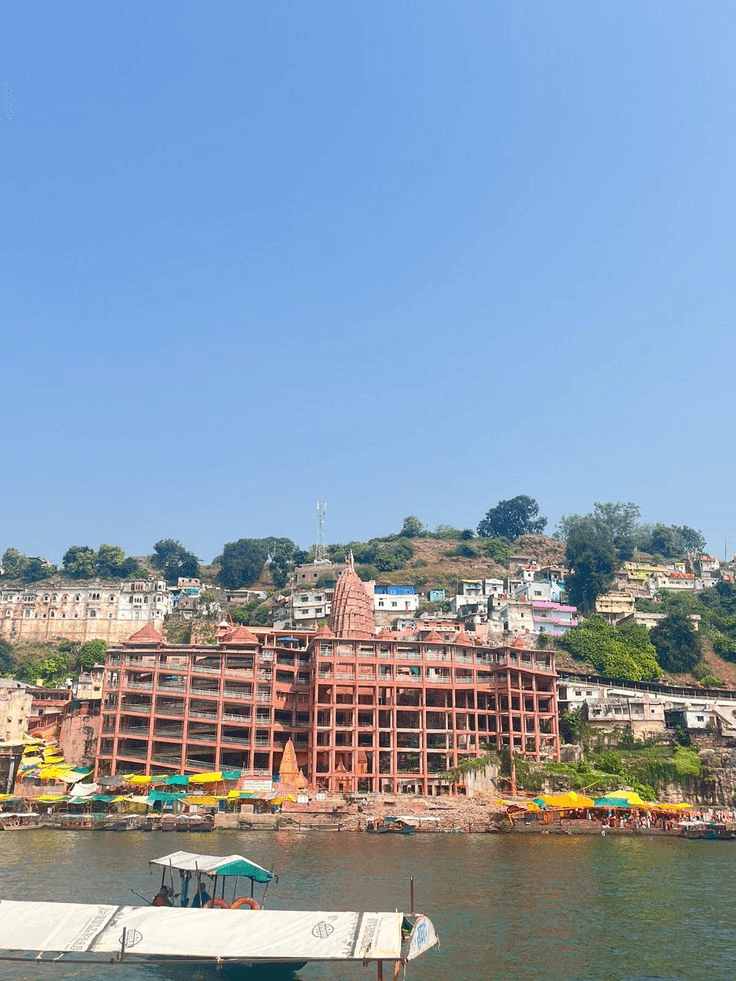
[96,564,560,794]
[0,579,172,644]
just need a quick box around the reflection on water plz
[1,829,735,981]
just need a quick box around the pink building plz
[96,564,560,794]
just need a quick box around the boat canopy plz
[150,850,275,883]
[0,901,437,964]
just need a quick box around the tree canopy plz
[63,546,97,579]
[400,516,427,538]
[477,495,546,540]
[0,638,13,675]
[649,614,701,673]
[560,502,708,611]
[62,544,139,579]
[1,549,56,582]
[638,523,706,559]
[558,502,641,562]
[218,539,269,589]
[152,539,200,584]
[558,617,661,681]
[564,530,619,613]
[562,502,640,611]
[77,638,108,670]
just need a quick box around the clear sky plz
[2,2,735,565]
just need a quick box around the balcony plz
[153,728,184,740]
[114,747,148,761]
[220,734,251,745]
[156,704,184,717]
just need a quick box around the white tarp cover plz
[0,902,408,962]
[150,850,274,882]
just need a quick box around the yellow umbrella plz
[594,790,653,808]
[189,771,223,784]
[540,791,595,808]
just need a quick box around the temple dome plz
[329,562,375,639]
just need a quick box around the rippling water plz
[1,829,733,981]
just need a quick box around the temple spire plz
[329,558,375,639]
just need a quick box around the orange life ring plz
[230,897,261,911]
[204,898,231,909]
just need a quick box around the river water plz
[1,829,734,981]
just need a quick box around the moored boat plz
[679,819,736,840]
[366,816,416,834]
[0,848,440,974]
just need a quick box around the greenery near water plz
[1,829,734,981]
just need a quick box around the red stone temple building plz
[96,563,560,793]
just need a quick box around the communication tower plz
[315,500,330,565]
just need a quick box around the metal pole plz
[119,927,127,961]
[409,876,414,915]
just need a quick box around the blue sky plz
[2,2,735,564]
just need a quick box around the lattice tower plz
[315,500,329,564]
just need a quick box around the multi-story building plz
[0,579,172,644]
[96,623,313,779]
[0,680,33,741]
[96,564,560,794]
[290,588,333,628]
[489,596,577,638]
[374,585,418,615]
[595,591,636,623]
[294,561,339,587]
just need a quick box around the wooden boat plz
[366,816,416,834]
[679,819,736,840]
[0,901,439,973]
[0,811,42,831]
[148,849,276,909]
[0,849,439,974]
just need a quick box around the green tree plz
[650,614,701,673]
[400,516,426,538]
[560,708,585,744]
[482,536,513,564]
[95,544,139,579]
[349,541,378,565]
[679,525,707,554]
[1,547,29,579]
[477,495,546,540]
[264,538,296,589]
[558,617,660,681]
[565,530,618,612]
[37,651,69,686]
[433,525,462,539]
[639,523,707,559]
[558,501,641,561]
[63,546,97,579]
[152,539,200,584]
[77,638,108,670]
[231,599,271,626]
[270,554,290,589]
[0,638,14,675]
[218,539,269,589]
[22,557,56,582]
